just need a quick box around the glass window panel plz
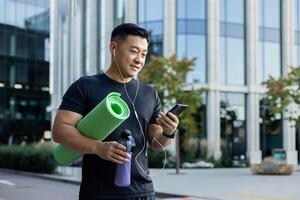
[177,34,186,59]
[263,28,280,42]
[263,0,280,28]
[293,45,298,66]
[145,21,163,35]
[220,22,226,36]
[187,0,205,20]
[0,0,5,23]
[220,0,226,21]
[259,27,264,41]
[294,0,298,30]
[6,0,16,25]
[146,0,163,21]
[226,0,244,24]
[259,0,263,26]
[220,93,246,123]
[186,35,206,83]
[187,20,206,35]
[221,37,226,84]
[226,23,244,38]
[264,42,281,81]
[259,41,264,83]
[16,2,27,28]
[138,0,145,23]
[226,38,245,85]
[177,20,186,34]
[177,0,185,19]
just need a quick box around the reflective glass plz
[177,20,206,35]
[221,0,244,24]
[222,23,244,38]
[145,21,163,35]
[263,28,280,42]
[220,37,226,84]
[187,0,205,19]
[221,37,245,85]
[0,0,5,23]
[146,0,163,21]
[220,0,225,21]
[259,41,264,83]
[227,38,244,85]
[177,0,185,19]
[263,42,281,81]
[186,35,206,83]
[177,35,186,59]
[220,92,246,166]
[293,45,298,66]
[5,0,16,26]
[262,0,280,28]
[177,0,205,20]
[138,0,145,22]
[226,0,244,24]
[294,0,299,30]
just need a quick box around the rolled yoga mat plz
[53,92,130,166]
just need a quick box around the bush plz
[147,148,172,168]
[0,144,57,173]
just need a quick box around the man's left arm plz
[147,112,179,151]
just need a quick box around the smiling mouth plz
[130,65,140,70]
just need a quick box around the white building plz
[50,0,300,166]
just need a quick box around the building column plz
[207,0,221,160]
[282,0,298,165]
[163,0,176,57]
[245,0,262,164]
[104,0,114,69]
[125,0,137,23]
[86,0,98,75]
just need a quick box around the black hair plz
[110,23,150,43]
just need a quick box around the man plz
[52,23,179,199]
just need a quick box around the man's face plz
[114,35,148,78]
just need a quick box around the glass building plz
[0,0,50,144]
[50,0,299,166]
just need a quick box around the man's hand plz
[93,141,131,164]
[155,111,179,136]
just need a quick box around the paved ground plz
[1,166,300,200]
[150,168,300,200]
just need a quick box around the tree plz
[140,55,206,173]
[264,67,300,137]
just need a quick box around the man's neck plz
[105,66,131,83]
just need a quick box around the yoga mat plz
[53,92,130,166]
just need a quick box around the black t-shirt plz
[59,73,161,199]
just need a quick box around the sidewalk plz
[2,166,300,200]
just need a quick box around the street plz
[0,170,79,200]
[0,170,190,200]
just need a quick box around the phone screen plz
[168,104,188,116]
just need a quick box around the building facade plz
[50,0,300,165]
[0,0,50,144]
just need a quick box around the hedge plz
[0,144,57,174]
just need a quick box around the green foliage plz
[140,55,206,135]
[264,67,300,123]
[0,144,57,173]
[147,148,172,168]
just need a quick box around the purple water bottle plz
[114,129,135,187]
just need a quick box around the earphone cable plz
[113,54,167,178]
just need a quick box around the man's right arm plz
[52,110,130,164]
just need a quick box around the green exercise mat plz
[53,92,130,166]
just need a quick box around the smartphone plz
[167,104,188,116]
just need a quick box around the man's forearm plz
[53,124,98,154]
[150,132,173,151]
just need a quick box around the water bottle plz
[114,129,135,187]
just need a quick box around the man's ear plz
[110,42,117,57]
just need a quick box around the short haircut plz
[110,23,150,43]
